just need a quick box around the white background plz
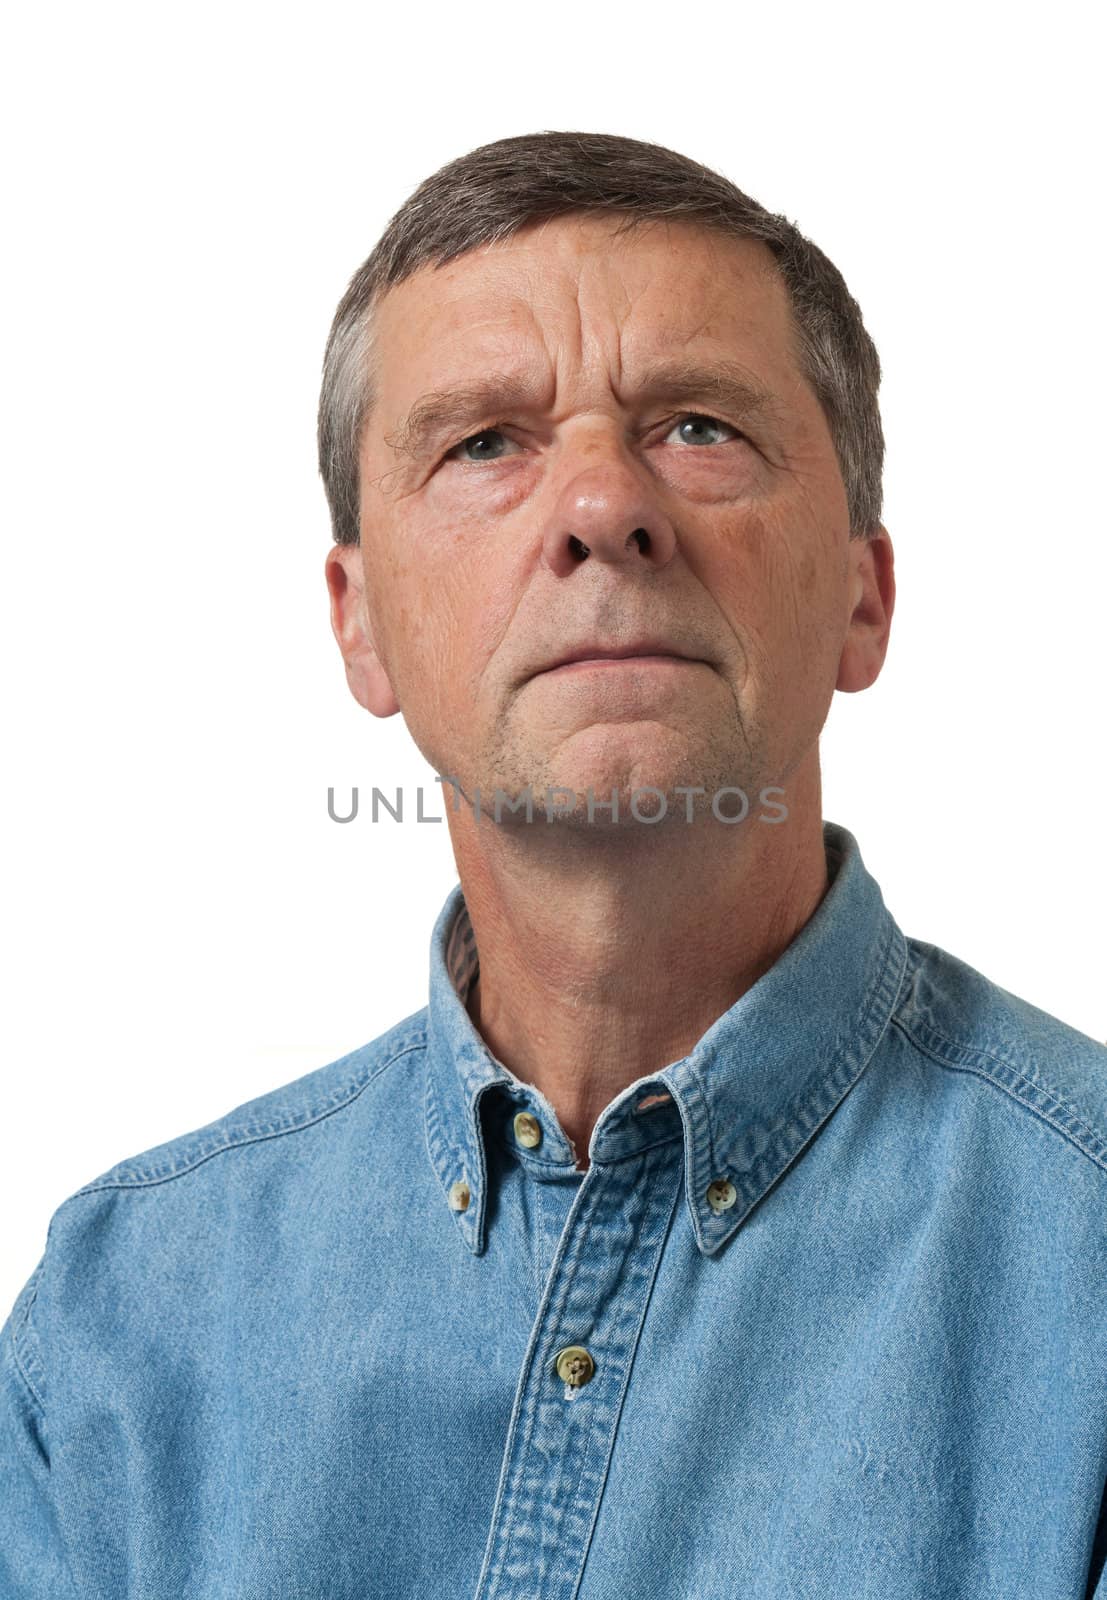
[2,1,1103,1315]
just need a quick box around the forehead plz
[368,214,802,401]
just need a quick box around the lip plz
[539,642,704,675]
[545,654,699,675]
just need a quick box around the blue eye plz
[444,413,738,464]
[448,428,521,463]
[669,414,738,446]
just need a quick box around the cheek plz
[375,547,509,725]
[697,507,843,678]
[689,507,776,617]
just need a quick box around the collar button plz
[706,1177,737,1213]
[513,1111,543,1150]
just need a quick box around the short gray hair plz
[318,131,884,547]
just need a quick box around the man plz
[2,131,1105,1598]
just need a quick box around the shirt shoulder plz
[893,936,1107,1171]
[4,1009,433,1413]
[71,1007,430,1198]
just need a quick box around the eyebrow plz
[382,358,790,461]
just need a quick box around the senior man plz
[3,132,1106,1599]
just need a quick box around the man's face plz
[327,213,891,826]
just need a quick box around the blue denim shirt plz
[4,820,1107,1598]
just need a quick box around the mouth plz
[537,642,706,676]
[542,653,703,675]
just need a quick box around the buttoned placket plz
[471,1108,685,1600]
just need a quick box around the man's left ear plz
[836,525,896,693]
[324,543,402,717]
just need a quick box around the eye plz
[666,413,741,446]
[445,427,523,464]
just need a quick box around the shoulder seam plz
[5,1318,46,1416]
[5,1260,48,1414]
[67,1037,428,1198]
[890,1011,1107,1174]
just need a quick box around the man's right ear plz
[324,544,401,718]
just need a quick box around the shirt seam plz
[889,1011,1107,1174]
[9,1219,62,1412]
[6,1284,47,1416]
[65,1038,427,1197]
[713,910,906,1241]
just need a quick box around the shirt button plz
[554,1345,595,1387]
[706,1177,737,1213]
[448,1180,471,1212]
[513,1111,543,1149]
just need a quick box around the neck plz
[449,754,830,1172]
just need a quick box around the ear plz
[324,543,401,717]
[836,525,896,693]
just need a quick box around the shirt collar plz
[423,820,908,1258]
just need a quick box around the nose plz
[540,448,678,578]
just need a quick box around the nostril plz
[569,535,590,559]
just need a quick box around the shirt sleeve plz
[0,1272,79,1599]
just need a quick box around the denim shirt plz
[3,820,1107,1599]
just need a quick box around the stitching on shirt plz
[725,911,907,1221]
[3,1321,47,1427]
[7,1188,79,1413]
[65,1035,429,1196]
[6,1261,48,1415]
[563,1128,686,1170]
[531,1171,548,1318]
[889,1012,1107,1173]
[683,1050,722,1180]
[483,1143,659,1588]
